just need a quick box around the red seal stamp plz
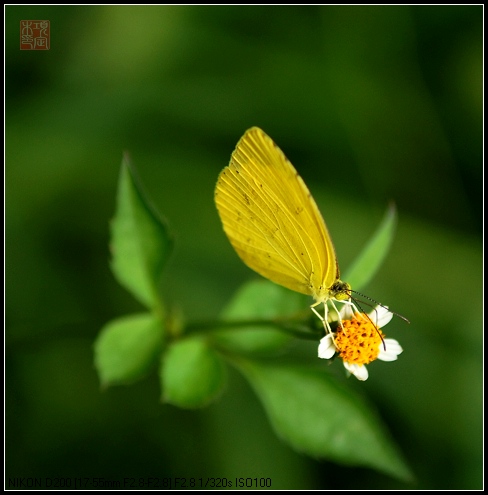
[20,20,50,50]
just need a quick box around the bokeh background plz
[6,5,482,490]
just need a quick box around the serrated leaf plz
[237,360,413,482]
[161,337,227,409]
[110,155,172,310]
[344,203,397,290]
[213,280,306,355]
[94,313,164,387]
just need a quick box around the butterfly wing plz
[215,127,339,297]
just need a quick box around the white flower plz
[318,305,403,381]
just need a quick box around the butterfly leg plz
[330,299,345,331]
[341,299,362,320]
[329,299,359,334]
[311,301,332,334]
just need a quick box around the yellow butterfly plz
[215,127,353,332]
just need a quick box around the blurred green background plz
[6,5,482,490]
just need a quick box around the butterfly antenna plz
[350,289,410,324]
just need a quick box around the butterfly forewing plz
[215,127,339,297]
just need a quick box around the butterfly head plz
[329,280,351,302]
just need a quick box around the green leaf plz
[213,280,306,355]
[237,360,413,482]
[344,203,397,290]
[110,155,172,311]
[94,313,164,387]
[161,337,227,408]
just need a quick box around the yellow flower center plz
[334,314,385,365]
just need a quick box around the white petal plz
[339,303,355,320]
[378,338,403,362]
[343,361,369,381]
[368,305,393,328]
[318,334,337,359]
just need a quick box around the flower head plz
[318,305,402,381]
